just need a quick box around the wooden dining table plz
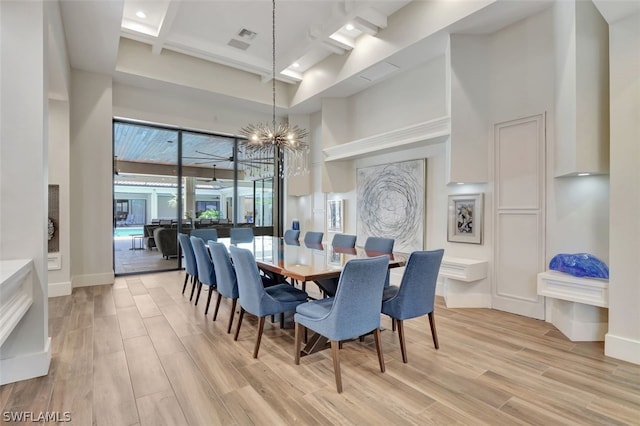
[219,235,406,282]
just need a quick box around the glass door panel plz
[113,122,180,274]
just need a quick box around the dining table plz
[218,236,406,355]
[219,235,406,283]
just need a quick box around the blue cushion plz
[265,284,308,303]
[382,285,399,302]
[296,298,334,318]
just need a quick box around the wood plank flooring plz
[1,270,639,425]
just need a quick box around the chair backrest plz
[364,237,395,254]
[230,227,254,243]
[177,233,198,276]
[323,255,390,341]
[190,236,216,286]
[190,228,218,242]
[331,233,356,248]
[208,241,239,299]
[284,229,300,242]
[229,246,269,315]
[304,231,324,244]
[392,249,444,316]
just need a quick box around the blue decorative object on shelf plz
[549,253,609,279]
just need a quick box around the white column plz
[0,0,51,384]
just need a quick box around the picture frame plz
[327,199,343,233]
[447,193,483,244]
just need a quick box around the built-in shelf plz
[323,116,450,162]
[439,256,488,282]
[0,259,34,346]
[537,270,608,307]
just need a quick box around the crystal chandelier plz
[239,0,310,179]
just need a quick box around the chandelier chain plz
[272,0,276,131]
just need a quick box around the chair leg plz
[189,278,197,301]
[294,322,303,365]
[391,318,396,332]
[279,312,285,329]
[212,293,222,321]
[182,274,188,294]
[194,282,203,305]
[301,281,306,292]
[253,316,266,358]
[227,299,237,334]
[204,287,214,315]
[373,328,386,373]
[330,340,343,393]
[397,319,408,363]
[234,307,245,341]
[428,312,439,349]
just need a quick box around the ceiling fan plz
[196,165,230,189]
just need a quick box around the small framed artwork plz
[327,199,344,233]
[448,193,483,244]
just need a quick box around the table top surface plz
[218,236,406,281]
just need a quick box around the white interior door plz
[492,114,546,319]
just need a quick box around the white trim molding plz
[537,270,608,307]
[49,281,72,298]
[47,252,61,270]
[0,259,34,347]
[323,116,450,162]
[71,271,115,288]
[605,334,640,365]
[0,338,51,385]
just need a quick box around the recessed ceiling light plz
[136,11,147,19]
[578,173,590,176]
[456,182,465,185]
[345,23,355,31]
[292,62,300,68]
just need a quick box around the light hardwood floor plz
[2,270,639,425]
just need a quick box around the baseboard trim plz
[0,337,51,385]
[605,333,640,365]
[48,281,72,297]
[71,272,114,288]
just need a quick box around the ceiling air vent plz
[237,28,257,40]
[228,39,250,51]
[359,62,400,82]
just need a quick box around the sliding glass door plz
[113,120,277,275]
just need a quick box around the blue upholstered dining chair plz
[364,236,395,254]
[178,233,199,299]
[208,241,239,333]
[190,236,217,315]
[229,246,308,358]
[284,229,300,243]
[331,233,357,248]
[303,231,324,244]
[381,249,444,363]
[313,233,358,297]
[190,228,218,242]
[230,227,254,243]
[294,255,390,393]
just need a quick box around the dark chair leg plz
[182,274,188,294]
[397,319,408,363]
[234,308,245,341]
[373,328,385,373]
[392,318,396,332]
[280,312,285,329]
[294,322,303,365]
[212,293,222,321]
[189,278,197,301]
[194,282,203,305]
[204,287,214,315]
[227,299,237,334]
[331,340,342,393]
[428,312,439,349]
[253,316,266,358]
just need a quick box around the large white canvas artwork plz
[357,159,425,253]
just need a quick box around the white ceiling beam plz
[327,33,355,50]
[352,16,379,36]
[320,40,346,55]
[152,0,182,55]
[356,7,388,29]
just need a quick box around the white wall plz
[0,0,50,381]
[606,11,640,364]
[48,100,71,296]
[70,70,114,287]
